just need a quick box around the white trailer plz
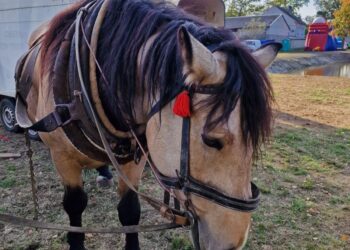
[0,0,75,133]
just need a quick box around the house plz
[262,6,306,39]
[225,15,290,42]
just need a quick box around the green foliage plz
[224,0,264,16]
[314,0,341,19]
[239,18,268,39]
[305,15,315,24]
[333,0,350,38]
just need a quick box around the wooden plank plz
[0,153,21,159]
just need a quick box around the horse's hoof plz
[96,175,113,188]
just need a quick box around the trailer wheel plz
[28,129,41,141]
[0,98,20,133]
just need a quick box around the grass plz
[290,198,307,214]
[245,74,350,250]
[301,177,315,190]
[171,235,194,250]
[345,88,350,95]
[0,176,16,188]
[270,127,350,171]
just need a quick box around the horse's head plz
[146,27,279,250]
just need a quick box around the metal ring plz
[184,210,196,228]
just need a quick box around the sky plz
[299,0,317,19]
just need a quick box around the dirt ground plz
[0,74,350,250]
[0,127,191,250]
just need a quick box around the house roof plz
[272,6,306,25]
[225,15,280,30]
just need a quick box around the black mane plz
[44,0,273,155]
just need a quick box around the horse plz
[15,0,280,249]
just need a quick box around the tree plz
[305,15,316,24]
[314,0,340,19]
[265,0,310,14]
[224,0,264,16]
[333,0,350,38]
[239,18,267,39]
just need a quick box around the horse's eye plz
[201,134,224,150]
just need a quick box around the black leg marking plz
[63,186,88,250]
[96,165,113,179]
[117,189,141,250]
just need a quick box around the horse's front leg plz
[117,160,145,250]
[51,152,88,250]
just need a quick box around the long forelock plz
[202,41,274,157]
[97,0,235,124]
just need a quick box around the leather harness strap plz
[15,43,41,102]
[88,0,132,139]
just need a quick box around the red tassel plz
[173,90,191,117]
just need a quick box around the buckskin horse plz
[14,0,280,249]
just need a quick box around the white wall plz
[290,39,306,49]
[266,15,289,40]
[0,0,75,97]
[263,7,306,39]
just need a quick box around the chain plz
[24,130,39,220]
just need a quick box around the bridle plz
[144,85,260,249]
[147,86,260,213]
[75,2,261,248]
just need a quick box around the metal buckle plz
[184,210,196,228]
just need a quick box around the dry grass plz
[276,50,350,60]
[271,74,350,129]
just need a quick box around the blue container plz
[260,39,275,46]
[281,39,291,52]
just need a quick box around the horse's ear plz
[252,42,282,68]
[177,27,224,85]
